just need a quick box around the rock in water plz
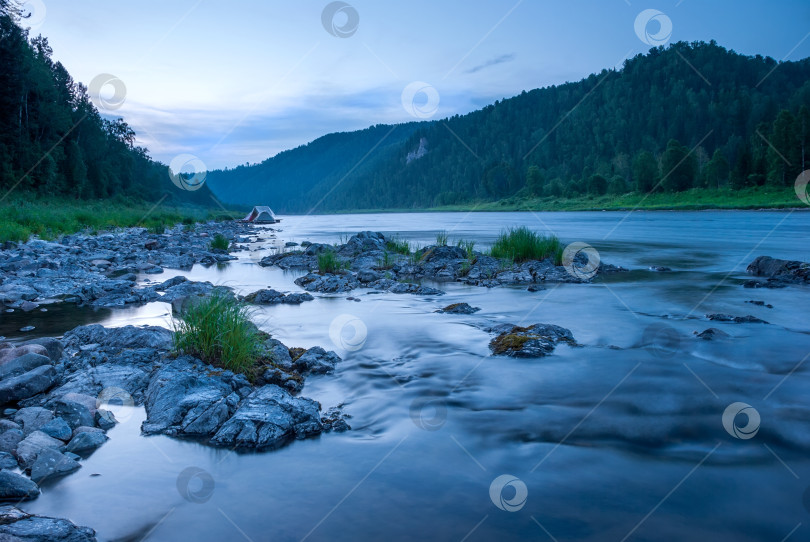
[30,448,81,483]
[211,385,322,449]
[705,314,768,324]
[489,323,576,358]
[747,255,810,284]
[0,471,40,501]
[0,505,96,540]
[435,303,481,314]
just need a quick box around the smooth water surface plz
[18,211,810,541]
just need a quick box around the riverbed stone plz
[15,430,64,469]
[292,347,341,375]
[747,255,810,284]
[0,471,40,501]
[64,431,108,455]
[13,407,54,436]
[489,323,576,358]
[244,289,314,305]
[0,505,96,540]
[210,385,322,449]
[39,417,73,441]
[436,302,481,314]
[0,452,17,469]
[30,448,81,482]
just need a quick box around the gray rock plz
[696,328,731,341]
[356,269,381,283]
[244,289,314,305]
[22,337,64,362]
[706,314,769,324]
[747,255,810,284]
[489,323,576,358]
[30,448,81,483]
[0,505,96,540]
[0,471,40,501]
[141,357,238,437]
[260,367,304,394]
[0,429,23,455]
[292,347,341,375]
[0,363,57,404]
[0,452,17,469]
[436,303,480,314]
[53,396,95,430]
[39,418,73,441]
[295,273,358,293]
[15,430,64,469]
[210,385,322,449]
[64,431,108,455]
[13,407,54,436]
[0,352,51,379]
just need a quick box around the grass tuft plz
[385,235,411,255]
[209,233,230,251]
[317,249,342,274]
[435,231,448,246]
[489,226,563,264]
[172,292,260,375]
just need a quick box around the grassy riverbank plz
[328,186,804,214]
[0,196,232,243]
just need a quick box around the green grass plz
[425,186,802,212]
[456,239,476,259]
[0,195,216,243]
[209,233,230,251]
[490,226,563,264]
[318,249,343,274]
[435,230,449,246]
[385,235,411,255]
[172,292,260,376]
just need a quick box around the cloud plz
[464,53,517,74]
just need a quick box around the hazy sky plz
[21,0,810,170]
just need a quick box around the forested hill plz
[0,11,215,206]
[207,41,810,213]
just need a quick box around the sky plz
[19,0,810,171]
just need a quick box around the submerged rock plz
[0,505,96,540]
[292,347,341,375]
[706,314,768,324]
[695,328,731,340]
[489,323,576,358]
[747,255,810,284]
[435,302,480,314]
[0,471,40,501]
[244,289,314,305]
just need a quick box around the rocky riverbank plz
[0,322,347,527]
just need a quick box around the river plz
[20,210,810,541]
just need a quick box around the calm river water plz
[19,211,810,541]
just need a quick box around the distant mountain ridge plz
[207,41,810,213]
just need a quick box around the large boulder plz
[489,323,576,358]
[292,347,341,375]
[244,289,314,305]
[295,273,359,293]
[141,357,240,437]
[0,471,40,502]
[0,354,57,404]
[210,385,322,449]
[30,448,81,482]
[0,505,96,540]
[13,407,54,436]
[747,256,810,284]
[14,430,64,469]
[64,431,108,455]
[53,394,96,430]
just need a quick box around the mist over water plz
[20,211,810,541]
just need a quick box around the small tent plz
[242,206,278,223]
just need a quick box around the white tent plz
[242,206,278,223]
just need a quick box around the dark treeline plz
[209,41,810,213]
[0,9,213,205]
